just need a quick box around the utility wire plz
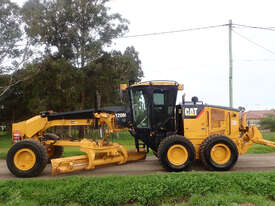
[236,59,275,62]
[118,24,228,38]
[117,23,275,40]
[232,29,275,55]
[233,23,275,31]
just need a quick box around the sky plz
[13,0,275,111]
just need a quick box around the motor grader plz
[6,80,275,177]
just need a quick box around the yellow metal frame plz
[12,112,122,140]
[12,111,146,175]
[50,139,128,175]
[120,81,183,91]
[49,139,146,175]
[184,107,275,159]
[184,106,241,158]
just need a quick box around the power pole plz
[229,20,233,107]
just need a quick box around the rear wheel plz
[200,135,238,171]
[6,140,48,177]
[158,135,195,172]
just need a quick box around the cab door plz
[151,88,177,132]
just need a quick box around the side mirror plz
[119,84,128,104]
[120,84,128,91]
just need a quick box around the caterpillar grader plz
[6,80,275,177]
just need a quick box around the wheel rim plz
[210,144,231,165]
[14,148,36,171]
[167,144,188,166]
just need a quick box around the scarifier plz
[6,80,275,177]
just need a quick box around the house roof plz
[245,110,275,120]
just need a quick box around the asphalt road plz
[1,153,275,179]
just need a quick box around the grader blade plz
[127,149,147,162]
[51,148,146,176]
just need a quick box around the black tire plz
[6,139,48,177]
[157,135,195,172]
[199,135,238,171]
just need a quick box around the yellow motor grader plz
[6,81,275,177]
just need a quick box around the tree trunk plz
[78,90,86,138]
[96,90,101,109]
[68,126,72,137]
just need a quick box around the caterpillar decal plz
[184,105,205,119]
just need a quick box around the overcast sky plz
[13,0,275,111]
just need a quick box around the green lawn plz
[0,132,11,159]
[1,131,275,159]
[0,171,275,206]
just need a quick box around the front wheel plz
[6,140,48,177]
[157,135,195,172]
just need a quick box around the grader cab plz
[6,80,275,177]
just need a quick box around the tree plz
[1,0,144,125]
[21,58,80,113]
[22,0,128,67]
[259,113,275,132]
[0,0,34,98]
[0,0,22,73]
[22,0,130,116]
[83,47,143,108]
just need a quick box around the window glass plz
[153,93,164,105]
[130,89,149,128]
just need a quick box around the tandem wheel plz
[158,135,195,172]
[200,135,238,171]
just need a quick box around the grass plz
[0,171,275,205]
[0,132,11,159]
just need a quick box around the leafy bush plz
[260,114,275,132]
[0,172,275,206]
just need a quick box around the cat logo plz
[185,108,198,117]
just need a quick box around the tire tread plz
[199,135,238,171]
[6,139,48,177]
[157,135,195,172]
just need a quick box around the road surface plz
[1,153,275,179]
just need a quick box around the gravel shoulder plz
[1,153,275,180]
